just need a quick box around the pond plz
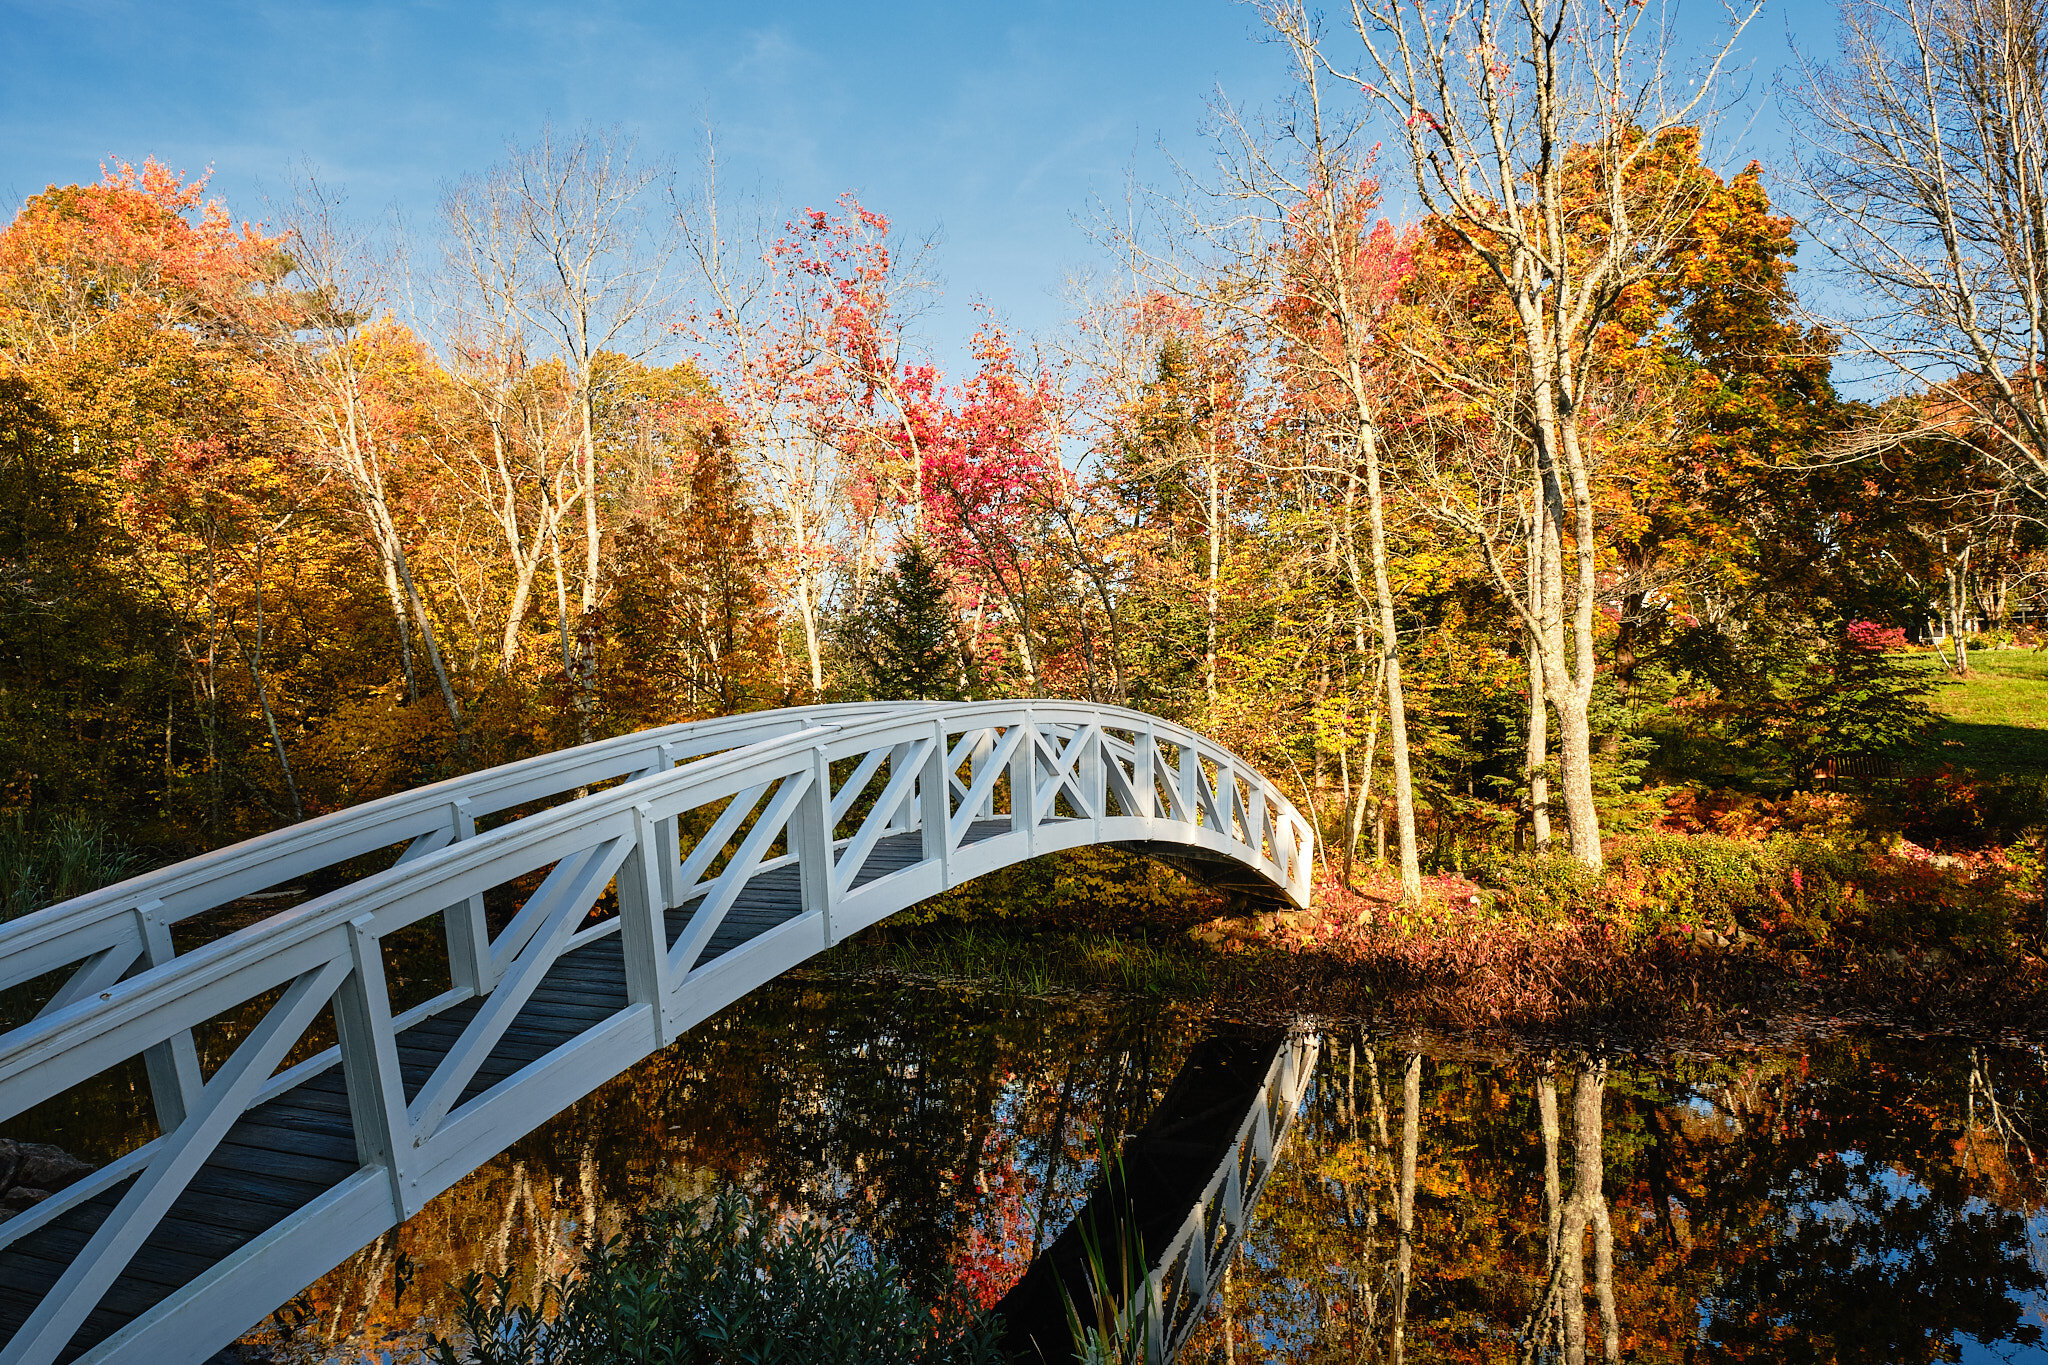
[21,972,2048,1363]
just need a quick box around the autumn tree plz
[1115,14,1428,896]
[284,186,465,735]
[0,161,369,837]
[678,183,916,698]
[918,319,1070,695]
[471,125,672,740]
[437,167,583,680]
[1316,0,1757,869]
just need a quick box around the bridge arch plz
[0,701,1311,1365]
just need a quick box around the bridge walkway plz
[0,822,1007,1363]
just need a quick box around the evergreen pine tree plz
[860,540,962,701]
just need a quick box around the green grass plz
[1912,648,2048,776]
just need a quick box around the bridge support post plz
[133,900,202,1133]
[441,798,492,996]
[334,914,414,1220]
[1010,707,1038,852]
[618,803,672,1045]
[968,728,996,820]
[884,743,916,833]
[1077,727,1105,835]
[795,746,837,945]
[922,719,953,884]
[1134,722,1157,821]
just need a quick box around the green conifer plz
[860,540,962,701]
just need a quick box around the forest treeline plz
[5,0,2045,892]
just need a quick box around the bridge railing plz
[0,701,1310,1365]
[0,704,921,1045]
[1145,1030,1319,1359]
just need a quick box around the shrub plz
[1655,616,1939,790]
[427,1190,1001,1365]
[1463,831,2028,963]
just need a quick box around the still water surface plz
[218,975,2048,1363]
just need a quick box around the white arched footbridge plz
[0,701,1311,1365]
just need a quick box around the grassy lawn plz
[1912,648,2048,776]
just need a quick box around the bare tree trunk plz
[367,493,463,733]
[242,543,303,823]
[1206,428,1222,712]
[375,536,416,702]
[1527,491,1552,851]
[1537,409,1603,869]
[1392,1052,1422,1365]
[549,523,575,675]
[286,180,464,737]
[498,125,670,735]
[797,579,825,701]
[1362,441,1424,900]
[1574,1063,1619,1362]
[1344,652,1386,892]
[572,384,601,744]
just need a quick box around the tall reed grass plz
[0,812,143,921]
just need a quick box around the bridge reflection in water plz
[994,1025,1318,1362]
[0,703,1310,1365]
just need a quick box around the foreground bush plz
[426,1190,1001,1365]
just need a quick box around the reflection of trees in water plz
[1517,1062,1616,1365]
[1185,1033,2048,1365]
[255,979,1205,1354]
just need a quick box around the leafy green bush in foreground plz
[426,1190,1002,1365]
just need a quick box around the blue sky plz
[1,0,1835,365]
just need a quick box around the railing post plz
[884,742,916,832]
[441,798,492,994]
[133,899,201,1132]
[1218,760,1242,846]
[1134,721,1157,821]
[1078,725,1105,830]
[334,914,415,1219]
[969,727,996,821]
[794,745,838,945]
[1179,740,1201,832]
[922,718,953,883]
[1009,706,1038,850]
[655,743,686,907]
[618,803,672,1045]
